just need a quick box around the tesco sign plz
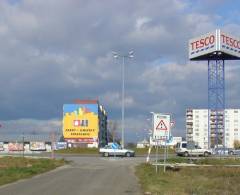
[191,35,215,50]
[221,33,240,49]
[189,29,240,60]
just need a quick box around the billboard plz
[8,143,24,151]
[220,31,240,58]
[0,142,4,151]
[63,104,99,143]
[53,142,67,150]
[153,113,170,140]
[189,29,240,60]
[30,142,46,151]
[189,30,217,60]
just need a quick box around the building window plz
[234,110,238,113]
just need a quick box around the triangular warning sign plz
[156,120,168,130]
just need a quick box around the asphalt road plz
[0,156,144,195]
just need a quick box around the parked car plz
[99,145,135,157]
[228,149,240,155]
[175,141,212,157]
[212,147,230,155]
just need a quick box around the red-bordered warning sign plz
[156,120,168,130]
[153,113,170,140]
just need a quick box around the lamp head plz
[128,50,134,58]
[112,51,118,58]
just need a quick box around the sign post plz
[152,113,171,173]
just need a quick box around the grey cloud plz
[0,0,239,141]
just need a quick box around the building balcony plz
[186,125,193,128]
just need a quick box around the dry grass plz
[0,156,65,185]
[136,163,240,195]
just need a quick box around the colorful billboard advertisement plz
[0,142,4,151]
[30,142,46,151]
[8,143,24,151]
[63,104,99,142]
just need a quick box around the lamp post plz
[112,51,134,148]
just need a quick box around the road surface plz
[0,156,144,195]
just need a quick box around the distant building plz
[186,109,240,149]
[136,139,149,148]
[63,100,108,148]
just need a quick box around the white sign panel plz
[220,31,240,58]
[189,29,240,60]
[189,30,217,60]
[153,113,170,140]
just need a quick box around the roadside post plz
[51,132,56,159]
[22,133,25,158]
[152,113,171,173]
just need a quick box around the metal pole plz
[112,51,133,148]
[122,56,125,148]
[22,133,25,158]
[51,132,55,159]
[164,131,167,173]
[156,140,159,173]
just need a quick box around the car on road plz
[228,149,240,155]
[212,147,231,155]
[176,141,212,157]
[99,145,135,157]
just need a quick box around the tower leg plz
[208,60,225,148]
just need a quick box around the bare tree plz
[108,120,120,143]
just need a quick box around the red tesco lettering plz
[221,34,240,49]
[191,35,215,50]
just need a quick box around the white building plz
[186,109,240,149]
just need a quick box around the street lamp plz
[112,51,134,148]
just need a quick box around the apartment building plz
[186,109,240,149]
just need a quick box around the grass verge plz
[136,158,240,195]
[55,147,175,156]
[0,156,66,186]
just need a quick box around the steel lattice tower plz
[208,59,225,148]
[189,29,240,149]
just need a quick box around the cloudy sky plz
[0,0,240,142]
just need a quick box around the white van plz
[176,141,211,157]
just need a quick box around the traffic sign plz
[156,120,168,130]
[153,113,170,140]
